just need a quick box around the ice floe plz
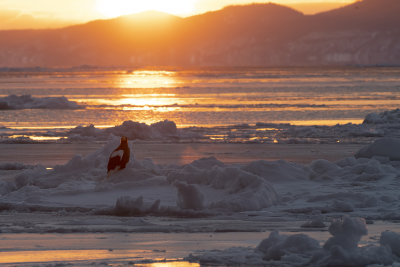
[0,94,82,110]
[68,120,178,141]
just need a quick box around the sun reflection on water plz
[104,70,186,113]
[117,70,181,89]
[0,249,199,266]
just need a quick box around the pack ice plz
[0,136,399,219]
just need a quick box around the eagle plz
[107,136,130,176]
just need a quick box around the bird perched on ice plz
[107,136,130,176]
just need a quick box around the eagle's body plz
[107,136,130,175]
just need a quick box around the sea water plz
[1,67,399,131]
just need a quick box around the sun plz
[96,0,197,18]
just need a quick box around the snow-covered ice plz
[0,94,82,110]
[1,110,400,265]
[1,135,400,219]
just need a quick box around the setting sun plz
[96,0,197,17]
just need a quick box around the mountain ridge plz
[0,0,399,67]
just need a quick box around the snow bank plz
[188,216,400,266]
[0,94,82,109]
[355,137,400,161]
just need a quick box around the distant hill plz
[0,0,399,67]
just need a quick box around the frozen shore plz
[0,135,400,265]
[0,108,400,266]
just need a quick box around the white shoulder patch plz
[111,150,124,159]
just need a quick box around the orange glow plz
[0,0,357,30]
[0,249,199,265]
[109,70,183,111]
[278,119,364,126]
[117,97,181,112]
[96,0,197,17]
[117,71,181,89]
[145,263,200,267]
[9,135,62,141]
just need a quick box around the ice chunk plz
[257,231,320,261]
[0,94,81,110]
[113,196,160,216]
[363,109,400,124]
[355,138,400,161]
[380,231,400,257]
[309,159,342,180]
[67,120,178,141]
[323,216,367,250]
[175,181,204,210]
[301,216,326,228]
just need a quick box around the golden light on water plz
[9,135,62,141]
[0,249,199,266]
[144,262,200,267]
[100,70,185,112]
[117,70,181,89]
[117,96,177,106]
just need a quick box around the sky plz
[0,0,356,30]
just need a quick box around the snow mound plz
[167,159,278,211]
[257,231,320,261]
[323,216,367,250]
[0,94,81,110]
[355,138,400,161]
[175,181,205,210]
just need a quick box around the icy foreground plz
[187,217,400,266]
[1,137,400,265]
[0,137,399,218]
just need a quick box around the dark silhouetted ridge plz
[0,0,399,67]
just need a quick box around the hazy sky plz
[0,0,355,30]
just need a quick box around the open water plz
[0,67,399,130]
